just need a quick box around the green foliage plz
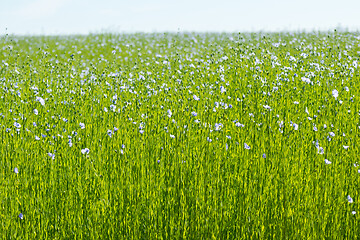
[0,32,360,239]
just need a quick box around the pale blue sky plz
[1,0,359,35]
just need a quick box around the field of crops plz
[1,31,360,239]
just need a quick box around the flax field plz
[1,32,360,239]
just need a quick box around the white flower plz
[353,61,358,68]
[325,159,332,164]
[36,97,45,106]
[193,95,200,101]
[332,89,339,99]
[81,148,90,154]
[317,147,324,154]
[167,109,172,118]
[170,134,175,138]
[220,86,226,93]
[347,195,354,203]
[301,77,311,84]
[33,109,38,115]
[244,143,250,150]
[235,122,244,127]
[343,145,349,150]
[79,122,85,129]
[110,104,116,112]
[293,123,298,130]
[214,123,222,131]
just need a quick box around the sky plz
[1,0,360,35]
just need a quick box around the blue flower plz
[18,213,23,219]
[244,143,251,150]
[107,130,112,137]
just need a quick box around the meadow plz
[1,31,360,239]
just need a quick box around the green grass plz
[0,31,360,239]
